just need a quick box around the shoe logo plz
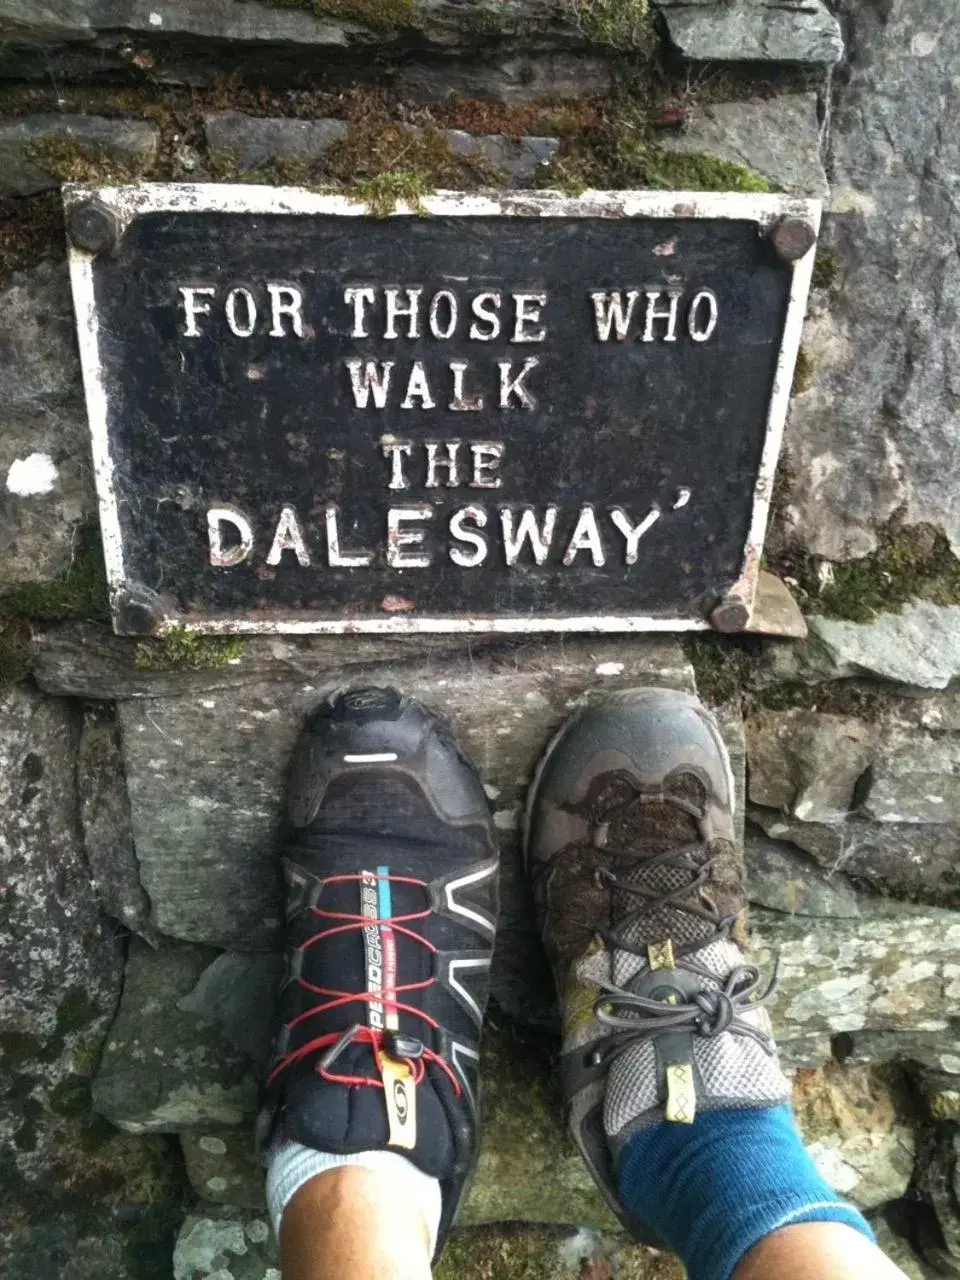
[392,1078,409,1124]
[342,689,393,711]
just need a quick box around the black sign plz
[67,187,817,635]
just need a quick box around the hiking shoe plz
[260,687,499,1253]
[525,688,788,1233]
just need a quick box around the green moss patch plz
[0,190,64,284]
[777,523,960,623]
[133,628,245,672]
[0,526,109,688]
[437,1225,682,1280]
[265,0,419,29]
[537,93,772,194]
[812,245,839,290]
[325,115,506,212]
[791,347,815,396]
[571,0,652,51]
[25,136,154,186]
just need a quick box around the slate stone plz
[872,1217,928,1280]
[77,704,155,939]
[745,708,871,823]
[202,112,559,186]
[203,112,349,171]
[0,0,591,57]
[863,733,960,825]
[181,1129,264,1210]
[808,606,960,690]
[744,830,861,918]
[173,1210,279,1280]
[785,0,960,559]
[0,263,96,589]
[92,940,259,1134]
[656,0,843,66]
[33,622,491,701]
[444,129,559,184]
[659,94,829,200]
[751,902,960,1058]
[792,1063,915,1208]
[749,806,960,908]
[0,1129,187,1280]
[745,569,808,639]
[0,114,158,196]
[112,637,697,953]
[0,685,123,1182]
[395,53,617,105]
[178,952,285,1072]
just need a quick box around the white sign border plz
[64,183,820,636]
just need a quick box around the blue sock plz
[618,1105,874,1280]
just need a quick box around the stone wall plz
[1,2,959,1278]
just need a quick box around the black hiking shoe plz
[525,688,788,1236]
[260,687,499,1254]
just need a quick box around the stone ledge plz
[0,114,159,196]
[204,111,560,185]
[656,0,844,66]
[659,95,828,201]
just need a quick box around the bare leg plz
[279,1165,433,1280]
[734,1222,909,1280]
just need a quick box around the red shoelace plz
[266,873,461,1096]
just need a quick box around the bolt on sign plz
[65,185,819,636]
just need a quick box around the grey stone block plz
[659,94,828,199]
[0,685,123,1181]
[204,112,349,171]
[77,704,155,938]
[784,0,960,559]
[752,902,960,1055]
[0,262,95,589]
[863,733,960,825]
[750,805,960,908]
[744,829,861,918]
[809,605,960,690]
[173,1210,278,1280]
[656,0,843,65]
[396,53,616,104]
[745,708,872,823]
[92,940,259,1134]
[0,113,158,196]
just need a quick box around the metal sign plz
[65,184,818,636]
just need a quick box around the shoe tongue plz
[602,796,716,976]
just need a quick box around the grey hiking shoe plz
[525,688,789,1233]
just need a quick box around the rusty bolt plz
[114,584,165,636]
[770,216,816,264]
[67,199,118,256]
[709,594,751,634]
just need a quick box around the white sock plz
[266,1140,443,1254]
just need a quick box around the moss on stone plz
[812,245,839,290]
[325,115,505,210]
[791,346,815,396]
[537,93,772,194]
[133,628,245,672]
[265,0,420,29]
[437,1225,683,1280]
[683,635,760,705]
[786,522,960,623]
[0,526,109,688]
[0,190,64,284]
[571,0,653,51]
[350,169,431,215]
[25,136,154,185]
[49,1076,94,1117]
